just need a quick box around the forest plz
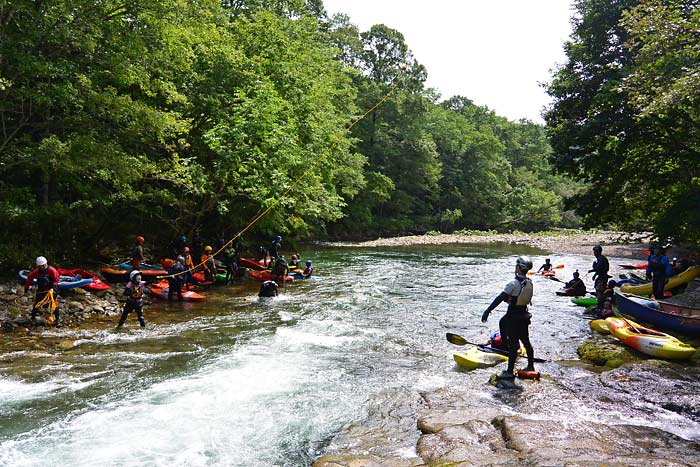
[1,0,698,268]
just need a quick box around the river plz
[1,244,698,466]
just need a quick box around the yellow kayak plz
[589,319,610,335]
[454,344,524,370]
[605,317,695,360]
[619,266,700,296]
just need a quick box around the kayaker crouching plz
[481,256,536,379]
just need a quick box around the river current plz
[1,244,698,466]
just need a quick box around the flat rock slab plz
[416,414,700,466]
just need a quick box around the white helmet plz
[36,256,48,266]
[515,256,533,273]
[129,270,142,281]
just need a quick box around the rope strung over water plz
[161,67,407,279]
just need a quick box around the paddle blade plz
[527,271,534,275]
[555,264,565,269]
[446,332,468,346]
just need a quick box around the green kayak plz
[571,297,597,307]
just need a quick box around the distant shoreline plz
[326,230,651,259]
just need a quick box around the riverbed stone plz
[67,301,84,311]
[577,338,636,368]
[312,454,419,467]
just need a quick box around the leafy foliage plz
[544,0,700,243]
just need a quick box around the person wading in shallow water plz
[480,256,536,379]
[23,256,61,327]
[589,245,610,313]
[118,270,146,328]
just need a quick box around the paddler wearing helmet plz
[132,235,146,269]
[302,260,313,279]
[201,245,216,283]
[117,270,146,328]
[480,256,536,380]
[23,255,61,327]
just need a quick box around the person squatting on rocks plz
[118,270,146,328]
[23,256,61,327]
[589,245,610,313]
[481,256,536,379]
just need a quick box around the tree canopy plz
[1,0,580,268]
[544,0,700,243]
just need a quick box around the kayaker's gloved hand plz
[481,310,490,323]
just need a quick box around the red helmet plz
[183,246,190,252]
[136,235,145,244]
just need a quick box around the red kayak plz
[249,269,294,282]
[543,270,556,277]
[100,267,165,283]
[150,286,205,302]
[239,258,268,271]
[57,268,110,291]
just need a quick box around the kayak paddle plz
[445,333,547,363]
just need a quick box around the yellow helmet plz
[204,245,213,252]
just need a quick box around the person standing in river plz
[117,270,146,328]
[588,245,610,312]
[481,256,536,379]
[23,256,61,327]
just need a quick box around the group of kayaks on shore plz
[17,234,317,327]
[450,247,700,381]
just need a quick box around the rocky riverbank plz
[0,282,122,332]
[330,230,654,259]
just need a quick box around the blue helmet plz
[275,235,282,241]
[305,260,312,266]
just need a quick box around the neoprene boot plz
[498,370,515,380]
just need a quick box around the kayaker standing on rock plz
[270,235,282,260]
[588,245,610,313]
[131,235,145,269]
[646,244,672,300]
[23,256,61,327]
[481,256,536,379]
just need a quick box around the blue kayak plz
[18,270,95,290]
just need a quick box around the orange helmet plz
[136,235,145,244]
[291,255,297,260]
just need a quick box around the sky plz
[322,0,575,123]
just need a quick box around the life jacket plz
[506,276,533,311]
[125,281,143,302]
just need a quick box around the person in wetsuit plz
[132,236,145,269]
[118,270,146,328]
[646,244,672,300]
[588,245,610,313]
[269,235,282,260]
[481,256,535,379]
[536,258,553,273]
[23,256,61,326]
[166,257,186,302]
[564,270,587,296]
